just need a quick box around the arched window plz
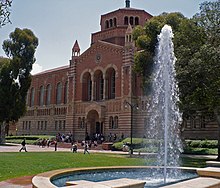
[124,16,128,25]
[135,17,139,25]
[78,117,81,128]
[82,72,92,101]
[82,117,85,129]
[113,18,117,27]
[114,116,118,129]
[130,17,134,25]
[64,81,68,104]
[30,87,35,107]
[39,86,44,106]
[46,84,51,105]
[105,20,109,29]
[109,116,114,129]
[56,82,62,104]
[94,70,104,101]
[110,19,113,27]
[106,68,116,99]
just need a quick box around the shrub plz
[185,140,218,149]
[6,135,55,145]
[112,138,161,152]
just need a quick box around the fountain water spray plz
[146,25,182,184]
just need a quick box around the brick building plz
[16,1,153,140]
[16,1,218,141]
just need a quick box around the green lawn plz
[0,152,209,182]
[0,152,149,181]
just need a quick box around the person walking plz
[84,142,90,154]
[19,138,27,152]
[54,140,58,151]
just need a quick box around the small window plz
[105,20,109,29]
[130,17,134,25]
[113,18,117,27]
[135,17,139,25]
[124,16,128,25]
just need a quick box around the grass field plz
[0,152,149,181]
[0,152,208,182]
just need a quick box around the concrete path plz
[0,143,128,154]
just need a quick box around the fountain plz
[32,25,204,188]
[146,24,182,183]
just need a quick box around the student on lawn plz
[19,138,27,152]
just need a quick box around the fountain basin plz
[32,166,199,188]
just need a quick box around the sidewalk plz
[0,143,128,154]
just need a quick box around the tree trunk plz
[214,108,220,160]
[0,121,6,144]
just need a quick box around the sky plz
[0,0,215,74]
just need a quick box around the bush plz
[6,135,55,145]
[185,140,218,149]
[112,138,160,152]
[183,147,217,155]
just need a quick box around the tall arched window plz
[39,86,44,106]
[124,16,128,25]
[30,87,35,107]
[56,82,62,104]
[94,70,104,101]
[64,81,68,104]
[46,84,51,105]
[82,72,92,101]
[106,68,116,99]
[109,116,114,129]
[114,116,118,129]
[135,17,139,25]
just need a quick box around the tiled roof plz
[33,65,69,76]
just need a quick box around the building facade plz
[16,1,219,141]
[17,2,153,140]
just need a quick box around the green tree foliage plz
[0,28,38,143]
[133,12,206,95]
[134,0,220,158]
[0,0,12,27]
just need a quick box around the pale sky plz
[0,0,215,74]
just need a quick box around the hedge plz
[112,138,160,152]
[5,135,55,145]
[185,140,218,149]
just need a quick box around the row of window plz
[29,81,68,107]
[37,121,47,130]
[22,120,66,131]
[82,68,116,101]
[55,120,66,130]
[109,116,119,129]
[78,117,86,129]
[22,121,31,130]
[104,16,140,29]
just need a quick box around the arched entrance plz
[86,110,103,139]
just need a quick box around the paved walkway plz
[0,143,128,154]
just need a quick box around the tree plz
[133,0,220,159]
[0,28,38,143]
[179,0,220,159]
[0,0,12,27]
[133,12,206,93]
